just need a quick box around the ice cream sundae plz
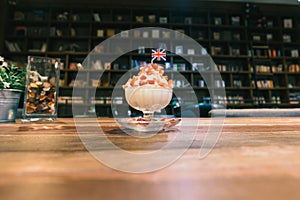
[123,63,173,117]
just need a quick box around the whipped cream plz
[123,63,173,89]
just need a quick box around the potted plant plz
[0,56,26,122]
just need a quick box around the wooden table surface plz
[0,117,300,200]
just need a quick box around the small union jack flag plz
[151,48,166,62]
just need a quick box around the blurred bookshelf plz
[1,1,300,117]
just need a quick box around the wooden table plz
[0,117,300,200]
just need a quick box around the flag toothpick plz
[151,48,166,64]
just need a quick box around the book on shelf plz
[214,17,222,25]
[289,93,300,104]
[215,80,225,88]
[210,46,222,55]
[58,96,84,104]
[200,48,208,55]
[159,17,168,24]
[90,97,113,105]
[229,47,240,56]
[173,63,186,71]
[152,30,159,38]
[133,30,141,38]
[252,48,268,57]
[59,79,65,87]
[91,79,100,87]
[231,16,240,25]
[120,30,129,38]
[192,62,206,71]
[15,26,27,36]
[106,29,115,37]
[112,97,123,105]
[213,96,227,105]
[142,31,149,38]
[28,42,47,53]
[70,27,76,36]
[288,64,300,72]
[291,49,299,57]
[270,96,281,104]
[266,34,273,41]
[92,60,103,70]
[104,62,111,70]
[283,18,293,28]
[187,49,195,55]
[233,80,242,87]
[255,65,271,73]
[175,45,183,54]
[71,14,80,22]
[253,96,266,105]
[198,80,205,87]
[252,35,262,42]
[174,80,185,88]
[227,96,244,104]
[59,62,65,70]
[14,43,21,52]
[13,11,25,20]
[97,29,104,37]
[271,64,283,72]
[165,62,171,70]
[5,40,21,52]
[116,15,124,22]
[255,80,274,88]
[267,20,273,27]
[93,13,101,22]
[162,31,171,39]
[135,16,144,23]
[56,29,63,37]
[213,32,220,40]
[56,12,68,21]
[217,64,244,72]
[148,15,156,23]
[283,34,291,43]
[138,46,145,54]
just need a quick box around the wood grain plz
[0,117,300,200]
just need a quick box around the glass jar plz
[23,56,60,120]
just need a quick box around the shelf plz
[226,103,254,108]
[2,2,300,117]
[288,87,300,90]
[226,87,253,90]
[47,51,89,55]
[220,71,250,74]
[48,36,91,40]
[212,55,250,59]
[256,87,287,90]
[255,72,274,75]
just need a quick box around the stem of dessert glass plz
[143,111,154,121]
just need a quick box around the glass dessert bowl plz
[125,85,173,119]
[123,63,173,120]
[118,63,180,133]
